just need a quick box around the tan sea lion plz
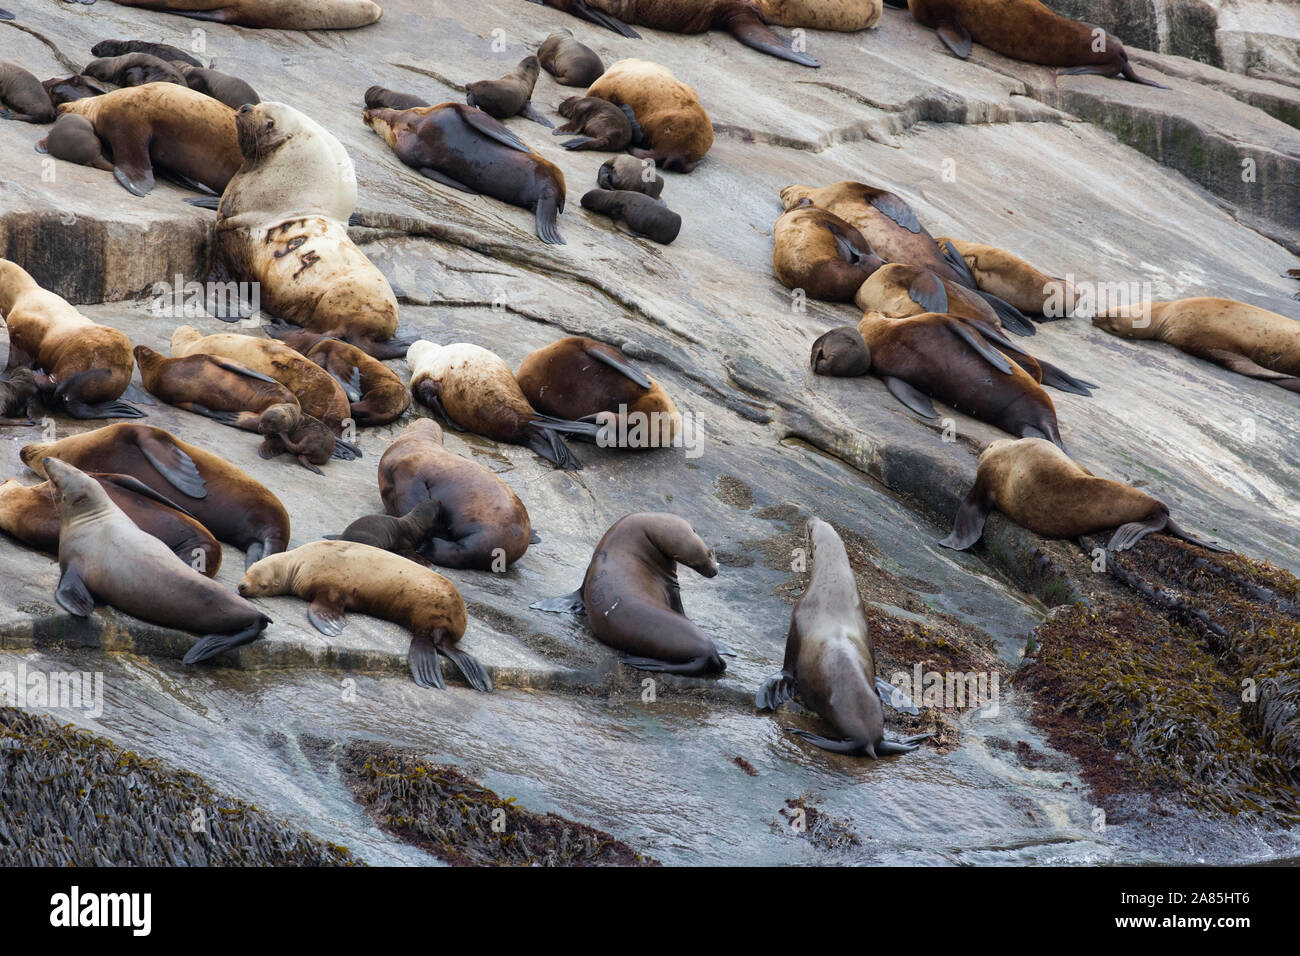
[941,437,1225,552]
[597,154,663,197]
[43,458,268,664]
[99,0,383,30]
[91,39,203,67]
[934,237,1076,317]
[265,325,410,425]
[0,259,143,419]
[1093,298,1300,393]
[586,59,713,172]
[81,53,188,88]
[175,64,260,110]
[537,29,605,88]
[238,540,492,691]
[772,203,883,302]
[757,0,881,30]
[581,189,681,244]
[465,56,553,127]
[0,62,55,122]
[22,423,291,568]
[554,95,639,150]
[757,518,926,757]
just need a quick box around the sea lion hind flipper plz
[559,0,640,37]
[1106,515,1166,552]
[947,320,1014,374]
[182,621,268,666]
[457,107,532,153]
[332,437,363,460]
[1120,59,1169,89]
[417,167,478,193]
[977,291,1036,336]
[519,102,555,128]
[875,737,922,756]
[530,589,585,614]
[940,485,992,550]
[755,670,796,710]
[883,377,939,420]
[440,645,493,693]
[535,192,565,245]
[1163,515,1229,554]
[296,456,325,476]
[786,729,871,756]
[1202,348,1295,382]
[617,654,723,676]
[408,632,446,689]
[207,356,280,385]
[727,16,820,68]
[584,343,653,387]
[935,17,973,59]
[61,398,148,420]
[526,425,582,470]
[529,529,541,544]
[876,676,920,714]
[184,196,221,210]
[138,433,207,499]
[712,638,737,657]
[939,239,979,288]
[307,595,347,636]
[55,564,95,617]
[1035,359,1097,397]
[342,365,363,402]
[561,135,599,150]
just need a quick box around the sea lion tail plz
[182,620,269,666]
[441,646,493,693]
[526,425,582,470]
[755,670,796,710]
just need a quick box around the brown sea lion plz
[581,188,681,244]
[36,114,114,171]
[772,203,883,302]
[757,518,927,757]
[533,512,727,674]
[516,336,681,448]
[43,457,269,664]
[99,0,383,30]
[363,85,428,110]
[537,29,605,88]
[0,368,38,425]
[758,0,881,30]
[0,62,55,122]
[0,259,143,419]
[586,59,713,172]
[1093,298,1300,392]
[56,82,241,195]
[0,472,222,576]
[597,154,663,197]
[554,95,639,150]
[22,423,291,568]
[175,64,260,110]
[466,55,553,127]
[264,325,410,425]
[81,53,188,89]
[934,237,1076,318]
[941,437,1225,552]
[91,40,204,68]
[363,102,568,244]
[896,0,1166,86]
[407,340,587,470]
[41,75,110,107]
[238,540,492,691]
[325,501,440,566]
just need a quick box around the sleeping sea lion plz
[772,203,883,302]
[0,62,56,122]
[91,40,204,67]
[597,154,664,197]
[175,64,260,110]
[933,237,1077,318]
[0,368,38,425]
[98,0,383,30]
[537,30,606,88]
[363,85,429,110]
[580,188,681,244]
[265,325,410,425]
[554,95,639,150]
[41,74,111,107]
[81,53,188,89]
[586,58,712,172]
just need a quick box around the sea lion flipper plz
[184,196,221,210]
[726,16,820,68]
[938,239,979,288]
[875,738,923,756]
[138,433,208,499]
[947,321,1014,374]
[617,654,722,675]
[181,622,267,666]
[712,638,737,657]
[940,485,993,551]
[345,366,363,402]
[1201,348,1293,381]
[1035,359,1097,397]
[519,102,555,128]
[883,377,939,420]
[526,425,582,470]
[55,564,95,617]
[867,193,922,234]
[417,167,478,194]
[1163,516,1229,554]
[535,192,565,245]
[907,272,949,314]
[583,342,653,388]
[565,0,640,38]
[99,474,197,519]
[976,291,1036,336]
[332,436,363,461]
[530,588,585,614]
[529,529,542,544]
[755,670,796,710]
[408,632,446,689]
[457,106,532,154]
[786,729,869,756]
[307,595,347,636]
[1107,516,1165,552]
[936,18,973,59]
[875,676,920,714]
[107,128,156,196]
[207,355,281,385]
[561,135,598,150]
[440,645,493,693]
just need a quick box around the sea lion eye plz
[266,120,275,129]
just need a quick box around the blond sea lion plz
[265,325,410,425]
[757,0,881,30]
[772,203,883,302]
[934,237,1076,318]
[0,62,55,122]
[99,0,383,30]
[586,59,713,172]
[537,29,606,88]
[466,56,553,127]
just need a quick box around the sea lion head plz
[3,367,37,400]
[805,516,842,558]
[1090,303,1156,338]
[810,327,871,377]
[235,101,297,161]
[132,344,164,373]
[779,184,815,211]
[44,458,106,514]
[403,417,445,444]
[237,552,291,597]
[405,339,442,370]
[257,402,303,436]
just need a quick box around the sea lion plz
[91,39,204,67]
[554,95,640,150]
[41,74,110,107]
[100,0,383,30]
[534,513,726,674]
[1093,298,1300,393]
[35,114,113,171]
[809,327,872,377]
[772,203,883,302]
[465,56,553,127]
[0,368,37,425]
[367,418,532,570]
[0,62,55,122]
[325,501,440,566]
[0,259,143,419]
[364,102,568,245]
[263,325,410,425]
[934,237,1076,318]
[780,181,1033,333]
[133,345,336,473]
[407,340,588,470]
[56,82,241,196]
[581,189,681,244]
[175,64,260,110]
[756,518,925,757]
[0,472,222,576]
[941,437,1226,552]
[214,102,402,357]
[597,154,663,197]
[22,423,291,568]
[757,0,881,30]
[363,85,429,110]
[43,458,268,664]
[587,59,713,172]
[897,0,1166,86]
[516,336,682,448]
[81,53,188,89]
[238,540,492,691]
[537,30,605,88]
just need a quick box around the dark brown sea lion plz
[757,518,927,757]
[99,0,383,30]
[41,74,111,107]
[465,55,553,127]
[82,53,188,89]
[35,114,113,170]
[44,458,269,665]
[537,30,605,88]
[363,102,568,244]
[597,154,663,197]
[772,203,883,302]
[264,325,410,425]
[363,85,429,110]
[91,39,203,67]
[0,368,38,425]
[0,62,55,122]
[175,64,260,110]
[586,58,712,172]
[581,188,681,244]
[325,501,440,564]
[554,95,639,150]
[22,423,292,567]
[238,541,492,691]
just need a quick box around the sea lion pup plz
[934,237,1076,318]
[554,95,640,151]
[91,39,204,67]
[537,30,605,88]
[535,513,727,675]
[897,0,1166,87]
[41,75,110,107]
[757,0,881,30]
[597,154,663,197]
[772,203,883,302]
[215,102,402,357]
[942,438,1226,553]
[325,501,440,566]
[0,259,142,419]
[22,423,292,567]
[0,472,222,576]
[174,64,260,110]
[36,114,113,170]
[81,53,188,88]
[238,541,492,692]
[363,102,568,245]
[263,325,410,425]
[55,83,241,196]
[363,85,429,110]
[780,181,1033,334]
[516,336,682,448]
[0,368,38,425]
[757,519,925,758]
[587,59,713,172]
[465,56,553,128]
[367,418,533,569]
[99,0,383,30]
[1093,298,1300,393]
[407,340,588,470]
[43,458,268,665]
[0,62,55,122]
[581,188,681,244]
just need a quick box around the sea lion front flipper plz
[440,645,493,693]
[182,622,267,666]
[947,320,1014,374]
[296,455,325,476]
[906,271,948,314]
[583,342,653,388]
[457,106,532,153]
[0,9,14,19]
[529,529,541,544]
[530,588,585,614]
[712,639,738,657]
[99,474,197,519]
[60,398,148,420]
[1163,516,1229,554]
[867,192,921,234]
[1201,348,1296,382]
[617,654,723,675]
[416,166,477,193]
[307,594,347,636]
[408,632,446,689]
[883,377,939,420]
[519,102,555,128]
[138,432,207,499]
[1035,359,1098,397]
[940,484,993,550]
[755,669,796,710]
[105,128,156,196]
[935,17,972,59]
[561,135,599,150]
[875,676,920,714]
[55,564,95,617]
[555,0,640,38]
[207,356,281,385]
[726,15,820,68]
